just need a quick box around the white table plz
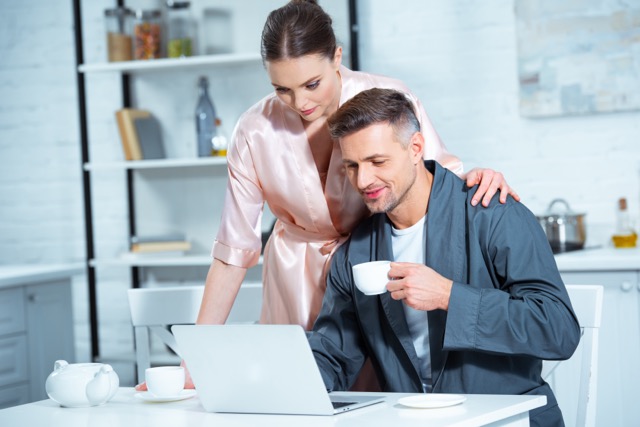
[0,387,545,427]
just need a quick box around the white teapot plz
[45,360,120,407]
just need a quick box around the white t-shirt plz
[391,214,431,391]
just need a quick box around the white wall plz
[0,0,84,264]
[357,0,640,244]
[1,0,639,385]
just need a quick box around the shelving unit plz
[72,0,359,365]
[72,7,269,362]
[78,52,262,74]
[89,255,263,268]
[83,155,228,171]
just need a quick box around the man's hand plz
[386,262,453,311]
[465,168,520,207]
[134,359,195,391]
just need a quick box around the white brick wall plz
[1,0,639,386]
[0,0,84,264]
[358,0,640,242]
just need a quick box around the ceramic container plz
[45,360,120,407]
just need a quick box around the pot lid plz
[537,198,586,219]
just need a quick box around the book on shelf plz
[120,250,188,260]
[115,108,165,161]
[130,233,186,244]
[131,240,192,253]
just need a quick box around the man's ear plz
[410,132,425,164]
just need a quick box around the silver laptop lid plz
[172,324,356,415]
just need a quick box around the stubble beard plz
[364,167,417,214]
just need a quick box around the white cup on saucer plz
[145,366,185,397]
[352,260,391,295]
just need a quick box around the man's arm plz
[386,199,580,360]
[444,202,581,360]
[387,263,453,311]
[307,245,368,391]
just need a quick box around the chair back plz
[543,284,603,427]
[128,283,262,384]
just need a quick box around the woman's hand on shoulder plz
[465,168,520,207]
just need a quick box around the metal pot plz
[536,199,586,253]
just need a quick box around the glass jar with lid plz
[132,9,162,60]
[166,1,195,58]
[104,7,133,62]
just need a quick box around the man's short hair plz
[327,88,420,147]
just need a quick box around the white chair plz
[543,284,603,427]
[127,283,262,384]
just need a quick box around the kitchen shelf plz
[78,53,262,74]
[90,255,264,268]
[84,157,228,171]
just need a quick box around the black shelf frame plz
[73,0,140,361]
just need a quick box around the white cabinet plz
[559,270,640,427]
[0,274,76,408]
[25,281,76,402]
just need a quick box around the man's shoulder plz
[337,213,385,260]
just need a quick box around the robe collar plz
[373,161,469,389]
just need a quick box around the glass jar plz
[166,1,195,58]
[132,9,163,60]
[104,7,133,62]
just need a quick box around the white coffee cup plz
[145,366,185,397]
[352,260,391,295]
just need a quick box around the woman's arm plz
[196,258,248,324]
[135,258,248,391]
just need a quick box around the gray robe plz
[308,161,581,427]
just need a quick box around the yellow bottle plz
[612,198,637,248]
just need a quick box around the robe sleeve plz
[307,244,367,391]
[211,120,263,268]
[444,202,581,360]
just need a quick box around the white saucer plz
[398,394,466,409]
[134,389,196,403]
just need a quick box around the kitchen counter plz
[0,263,84,290]
[0,263,82,408]
[554,247,640,271]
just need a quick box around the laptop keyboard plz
[332,401,357,409]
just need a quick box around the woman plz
[137,0,518,390]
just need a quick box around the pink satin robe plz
[212,66,462,330]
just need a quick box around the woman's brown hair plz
[261,0,337,62]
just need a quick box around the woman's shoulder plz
[230,92,297,154]
[237,92,284,125]
[342,66,412,94]
[232,93,291,145]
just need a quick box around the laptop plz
[171,324,385,415]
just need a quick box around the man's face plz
[340,122,419,215]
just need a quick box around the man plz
[307,88,580,427]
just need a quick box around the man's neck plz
[386,166,433,230]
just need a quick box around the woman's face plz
[266,49,342,122]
